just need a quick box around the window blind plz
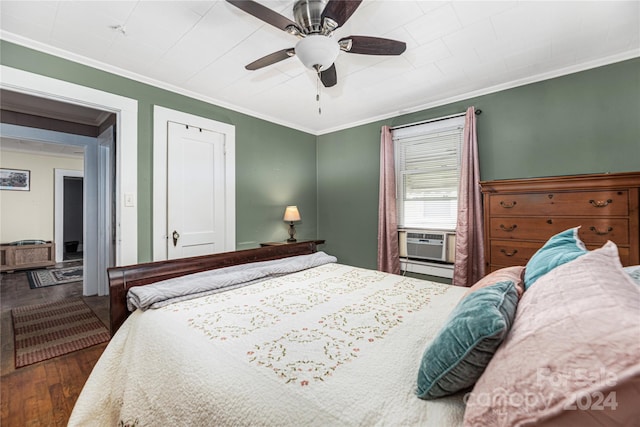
[394,117,464,230]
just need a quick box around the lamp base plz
[287,222,297,242]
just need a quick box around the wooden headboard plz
[108,242,319,335]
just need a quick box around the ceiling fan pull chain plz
[316,70,322,115]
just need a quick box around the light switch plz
[124,193,135,207]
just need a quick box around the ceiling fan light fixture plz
[295,35,339,71]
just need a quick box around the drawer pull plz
[499,201,517,209]
[499,224,517,232]
[589,226,613,235]
[500,249,518,257]
[589,199,613,208]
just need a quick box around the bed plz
[69,237,640,426]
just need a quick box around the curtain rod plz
[391,109,482,131]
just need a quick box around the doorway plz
[63,176,83,260]
[5,126,109,296]
[53,169,85,262]
[1,65,139,295]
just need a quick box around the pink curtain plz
[377,126,401,274]
[453,107,485,287]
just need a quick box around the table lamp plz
[283,206,301,242]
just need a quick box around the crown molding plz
[318,49,640,135]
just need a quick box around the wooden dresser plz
[481,172,640,272]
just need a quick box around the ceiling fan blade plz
[320,64,337,88]
[321,0,363,28]
[245,48,295,70]
[340,36,407,55]
[227,0,301,33]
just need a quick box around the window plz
[394,116,465,230]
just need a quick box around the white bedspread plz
[69,260,468,426]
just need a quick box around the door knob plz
[172,230,180,247]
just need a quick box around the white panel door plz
[167,122,225,259]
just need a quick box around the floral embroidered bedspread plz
[69,259,467,427]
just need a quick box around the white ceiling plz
[0,136,86,158]
[1,1,639,135]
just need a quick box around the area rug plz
[27,265,82,289]
[11,298,110,368]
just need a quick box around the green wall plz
[3,40,638,269]
[318,58,640,269]
[0,40,318,262]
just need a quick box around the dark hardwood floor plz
[1,263,109,426]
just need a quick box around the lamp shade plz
[283,206,301,222]
[295,35,339,71]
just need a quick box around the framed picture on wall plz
[0,168,31,191]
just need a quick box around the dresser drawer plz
[489,240,541,267]
[488,190,629,217]
[489,240,631,269]
[488,218,629,245]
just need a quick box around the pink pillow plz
[463,241,640,426]
[464,266,525,300]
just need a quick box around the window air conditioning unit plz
[399,230,455,263]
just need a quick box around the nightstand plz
[260,239,325,247]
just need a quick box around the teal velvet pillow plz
[416,280,519,400]
[523,227,587,289]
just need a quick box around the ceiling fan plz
[226,0,407,88]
